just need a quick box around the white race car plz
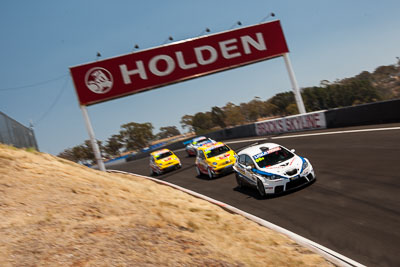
[233,143,315,197]
[184,136,216,156]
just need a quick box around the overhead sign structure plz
[70,20,306,171]
[70,20,290,106]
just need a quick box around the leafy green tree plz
[82,140,103,164]
[268,92,295,115]
[373,65,397,79]
[180,114,194,133]
[211,106,226,128]
[223,102,245,126]
[119,122,154,151]
[58,139,102,164]
[57,148,76,162]
[156,126,181,139]
[262,101,279,117]
[192,112,214,134]
[285,103,299,115]
[104,134,123,157]
[240,97,265,122]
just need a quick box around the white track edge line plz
[225,126,400,144]
[107,169,366,267]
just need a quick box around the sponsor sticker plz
[253,147,281,159]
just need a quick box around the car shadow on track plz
[233,179,317,200]
[151,164,197,180]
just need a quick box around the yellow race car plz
[149,148,181,175]
[195,142,237,179]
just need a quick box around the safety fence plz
[0,112,38,150]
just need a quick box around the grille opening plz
[286,169,297,176]
[275,186,284,194]
[286,177,308,191]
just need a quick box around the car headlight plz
[302,160,309,172]
[212,162,217,166]
[269,174,279,180]
[260,174,279,180]
[158,163,163,166]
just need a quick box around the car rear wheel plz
[257,179,266,198]
[235,172,243,188]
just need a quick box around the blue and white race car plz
[233,143,315,197]
[184,136,216,156]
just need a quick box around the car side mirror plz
[290,149,295,153]
[245,165,252,170]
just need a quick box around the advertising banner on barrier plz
[255,111,326,136]
[70,20,288,106]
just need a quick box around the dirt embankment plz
[0,144,332,266]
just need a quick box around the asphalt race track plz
[111,124,400,267]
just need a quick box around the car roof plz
[150,148,171,156]
[192,136,207,142]
[238,143,280,156]
[197,141,225,151]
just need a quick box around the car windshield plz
[197,139,212,146]
[254,146,294,168]
[192,138,206,145]
[155,151,173,160]
[205,145,230,158]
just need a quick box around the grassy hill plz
[0,144,332,266]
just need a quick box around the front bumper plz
[212,163,234,175]
[262,169,316,194]
[160,162,181,173]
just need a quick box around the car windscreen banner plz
[70,20,289,106]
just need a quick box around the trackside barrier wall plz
[205,123,257,141]
[124,99,400,162]
[0,111,38,150]
[325,99,400,128]
[255,111,326,135]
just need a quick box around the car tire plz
[235,172,243,188]
[257,179,266,198]
[207,168,214,179]
[195,166,202,177]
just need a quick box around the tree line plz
[58,61,399,164]
[58,124,180,164]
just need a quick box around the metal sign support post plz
[283,53,306,114]
[80,105,106,171]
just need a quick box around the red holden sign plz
[70,20,289,106]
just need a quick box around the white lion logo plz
[85,67,113,94]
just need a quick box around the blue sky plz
[1,0,399,155]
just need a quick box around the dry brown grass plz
[0,144,333,266]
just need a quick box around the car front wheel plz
[195,166,202,177]
[207,168,214,179]
[257,179,266,198]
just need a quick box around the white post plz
[80,105,106,171]
[283,53,306,114]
